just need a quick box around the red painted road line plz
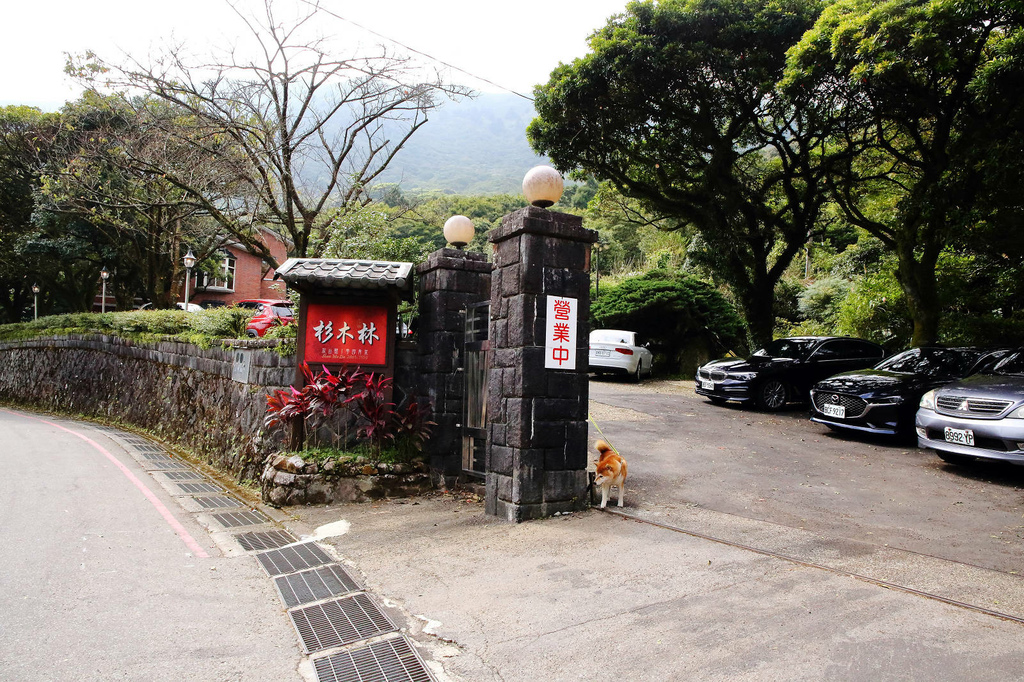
[4,410,210,559]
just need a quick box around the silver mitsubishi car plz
[916,348,1024,466]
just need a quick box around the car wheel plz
[634,362,643,383]
[756,380,788,411]
[936,451,975,466]
[246,329,259,338]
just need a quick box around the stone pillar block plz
[484,207,597,522]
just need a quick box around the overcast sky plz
[1,0,628,111]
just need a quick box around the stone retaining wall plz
[0,334,293,481]
[260,453,431,506]
[0,335,425,492]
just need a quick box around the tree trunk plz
[742,279,776,350]
[895,241,941,347]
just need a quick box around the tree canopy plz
[783,0,1024,345]
[529,0,828,346]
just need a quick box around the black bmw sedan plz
[695,336,885,411]
[809,347,1008,438]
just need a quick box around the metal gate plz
[462,302,490,476]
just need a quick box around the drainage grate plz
[256,542,333,576]
[290,593,397,654]
[275,564,360,608]
[313,636,434,682]
[163,471,204,481]
[236,530,298,552]
[211,510,269,528]
[132,444,166,453]
[145,458,191,471]
[141,453,176,462]
[176,482,222,494]
[193,495,242,509]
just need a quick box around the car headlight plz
[920,390,936,410]
[1008,405,1024,419]
[872,396,905,405]
[730,372,757,381]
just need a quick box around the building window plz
[197,255,236,292]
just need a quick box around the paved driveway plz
[288,379,1024,681]
[589,378,1024,616]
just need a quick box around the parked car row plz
[696,337,1024,468]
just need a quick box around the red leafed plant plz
[345,372,396,458]
[392,398,437,457]
[265,362,435,463]
[264,387,309,430]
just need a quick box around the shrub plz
[591,270,747,374]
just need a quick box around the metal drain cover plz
[313,636,434,682]
[163,471,204,481]
[193,495,242,509]
[176,482,222,494]
[133,444,166,453]
[290,593,396,654]
[211,510,269,528]
[141,453,175,462]
[256,542,332,576]
[146,460,190,470]
[275,564,360,608]
[236,530,297,552]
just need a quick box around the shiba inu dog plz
[594,439,627,508]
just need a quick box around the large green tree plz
[784,0,1024,345]
[528,0,827,346]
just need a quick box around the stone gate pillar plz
[485,206,598,521]
[416,248,491,484]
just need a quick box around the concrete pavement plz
[287,493,1024,681]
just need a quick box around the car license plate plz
[821,403,845,419]
[944,427,975,446]
[594,349,610,357]
[700,379,714,391]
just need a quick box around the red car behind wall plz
[236,299,294,337]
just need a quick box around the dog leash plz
[587,412,619,454]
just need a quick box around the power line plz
[304,0,535,102]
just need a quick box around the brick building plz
[187,230,291,307]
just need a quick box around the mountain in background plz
[375,92,547,196]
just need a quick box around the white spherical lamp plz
[443,215,475,249]
[522,165,564,208]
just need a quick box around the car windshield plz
[874,348,979,377]
[986,351,1024,377]
[591,330,634,345]
[751,338,816,360]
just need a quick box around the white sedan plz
[588,329,654,381]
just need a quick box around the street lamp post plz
[100,266,110,313]
[31,283,39,321]
[182,248,196,311]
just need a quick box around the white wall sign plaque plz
[544,295,578,370]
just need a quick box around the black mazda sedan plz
[809,347,1009,438]
[695,336,885,411]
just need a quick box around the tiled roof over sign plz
[275,259,414,297]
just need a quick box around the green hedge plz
[0,308,256,348]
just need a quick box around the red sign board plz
[304,302,389,366]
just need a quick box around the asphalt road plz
[0,409,302,682]
[588,378,1024,571]
[587,377,1024,619]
